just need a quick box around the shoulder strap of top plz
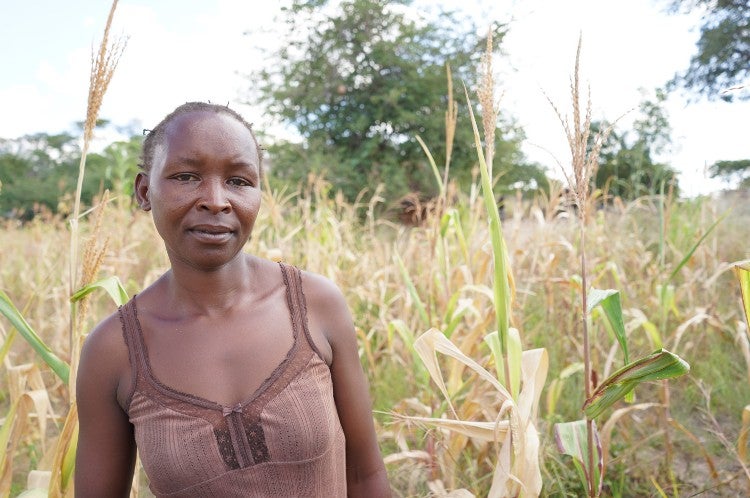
[117,296,145,410]
[278,262,326,360]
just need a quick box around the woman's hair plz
[139,102,264,173]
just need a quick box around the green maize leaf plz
[448,209,469,262]
[588,288,628,365]
[508,327,522,401]
[583,349,689,419]
[554,419,602,496]
[444,296,474,339]
[388,320,427,383]
[630,309,662,348]
[483,331,506,387]
[415,135,444,196]
[70,275,129,306]
[389,319,415,349]
[734,264,750,328]
[656,284,678,319]
[642,318,663,349]
[443,291,461,328]
[463,84,511,357]
[439,210,452,237]
[61,420,79,490]
[586,288,616,314]
[0,290,70,383]
[0,328,16,366]
[667,211,726,283]
[395,253,429,327]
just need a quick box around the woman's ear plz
[135,172,151,211]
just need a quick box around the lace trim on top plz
[118,262,321,471]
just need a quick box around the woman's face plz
[135,110,262,271]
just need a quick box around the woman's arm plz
[304,272,391,497]
[75,314,137,498]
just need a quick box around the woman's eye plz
[228,177,253,187]
[172,173,197,182]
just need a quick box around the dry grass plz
[1,184,747,496]
[4,114,746,498]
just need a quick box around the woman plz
[75,102,390,497]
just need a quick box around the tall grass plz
[0,1,126,496]
[1,177,748,496]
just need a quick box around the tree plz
[0,131,142,219]
[85,135,144,197]
[249,0,545,202]
[667,0,750,101]
[708,158,750,187]
[0,133,80,218]
[593,90,679,199]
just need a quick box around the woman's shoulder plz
[81,306,128,358]
[295,267,354,353]
[79,304,132,390]
[297,267,347,312]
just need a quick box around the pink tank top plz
[117,263,347,497]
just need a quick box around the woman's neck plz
[160,253,257,317]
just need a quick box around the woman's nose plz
[198,179,231,213]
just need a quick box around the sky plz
[1,0,748,196]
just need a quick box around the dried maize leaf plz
[494,348,547,497]
[671,311,710,352]
[428,479,475,498]
[414,328,510,419]
[517,348,548,424]
[735,264,750,329]
[0,393,35,496]
[395,415,509,442]
[18,489,48,498]
[382,450,431,465]
[738,405,750,463]
[48,403,78,498]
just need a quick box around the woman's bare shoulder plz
[82,308,127,359]
[298,269,354,349]
[298,269,348,314]
[78,305,132,398]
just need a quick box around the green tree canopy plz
[594,90,679,199]
[0,133,80,218]
[249,0,546,202]
[0,131,143,219]
[709,158,750,187]
[667,0,750,101]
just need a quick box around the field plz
[2,5,749,494]
[1,179,749,496]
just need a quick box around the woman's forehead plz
[165,112,257,153]
[149,111,260,171]
[165,110,250,139]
